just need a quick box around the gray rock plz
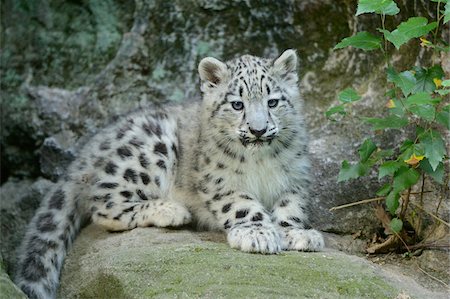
[58,225,448,299]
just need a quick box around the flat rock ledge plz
[53,225,447,299]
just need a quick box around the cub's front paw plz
[280,228,324,251]
[227,223,281,254]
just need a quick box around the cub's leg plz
[207,191,281,254]
[272,191,324,251]
[85,113,191,231]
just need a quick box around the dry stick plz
[329,191,432,212]
[417,264,449,288]
[435,175,448,215]
[409,201,450,227]
[400,187,411,219]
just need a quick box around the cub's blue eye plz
[268,99,279,108]
[231,101,244,111]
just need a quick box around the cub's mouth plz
[240,138,273,147]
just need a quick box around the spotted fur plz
[16,50,324,299]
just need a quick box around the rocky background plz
[1,0,448,296]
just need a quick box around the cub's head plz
[198,49,302,150]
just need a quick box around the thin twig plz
[329,197,384,211]
[329,191,432,211]
[409,201,450,227]
[400,188,411,219]
[417,264,449,288]
[408,242,450,250]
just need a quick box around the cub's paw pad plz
[227,223,281,254]
[145,201,192,227]
[281,228,324,251]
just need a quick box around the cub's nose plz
[249,127,267,138]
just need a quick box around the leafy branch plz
[327,0,449,253]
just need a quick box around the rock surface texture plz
[57,226,447,299]
[1,0,448,297]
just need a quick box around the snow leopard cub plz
[16,49,324,299]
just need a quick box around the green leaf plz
[405,92,434,106]
[409,105,436,121]
[436,105,450,129]
[376,183,392,196]
[379,161,403,179]
[387,68,416,96]
[356,0,400,16]
[380,17,437,49]
[358,139,377,162]
[412,66,445,93]
[419,129,447,171]
[436,89,450,95]
[390,218,403,233]
[338,160,369,182]
[386,191,400,215]
[338,88,361,103]
[388,99,406,117]
[364,115,408,130]
[442,79,450,87]
[393,167,420,194]
[326,105,346,119]
[420,159,444,184]
[334,31,382,51]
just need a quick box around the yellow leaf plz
[420,37,431,47]
[433,78,442,88]
[386,99,396,108]
[404,154,425,166]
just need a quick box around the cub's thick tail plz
[15,182,88,299]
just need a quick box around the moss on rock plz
[59,226,424,299]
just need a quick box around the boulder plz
[58,225,447,298]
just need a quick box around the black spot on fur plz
[279,199,290,207]
[235,209,249,219]
[290,217,302,223]
[129,137,144,149]
[154,176,161,187]
[96,212,108,218]
[279,221,292,227]
[117,146,133,159]
[120,190,133,199]
[104,161,118,175]
[212,193,222,201]
[21,254,47,281]
[137,189,148,200]
[99,141,111,151]
[139,153,150,168]
[222,203,232,213]
[36,212,57,232]
[224,219,231,229]
[140,172,151,185]
[94,157,106,168]
[156,160,166,170]
[106,201,115,209]
[239,194,253,200]
[251,212,263,222]
[123,168,138,184]
[99,182,119,189]
[48,188,65,210]
[171,143,179,159]
[154,142,168,157]
[217,162,225,169]
[142,122,162,138]
[215,178,223,185]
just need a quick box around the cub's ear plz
[272,49,298,79]
[198,57,228,89]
